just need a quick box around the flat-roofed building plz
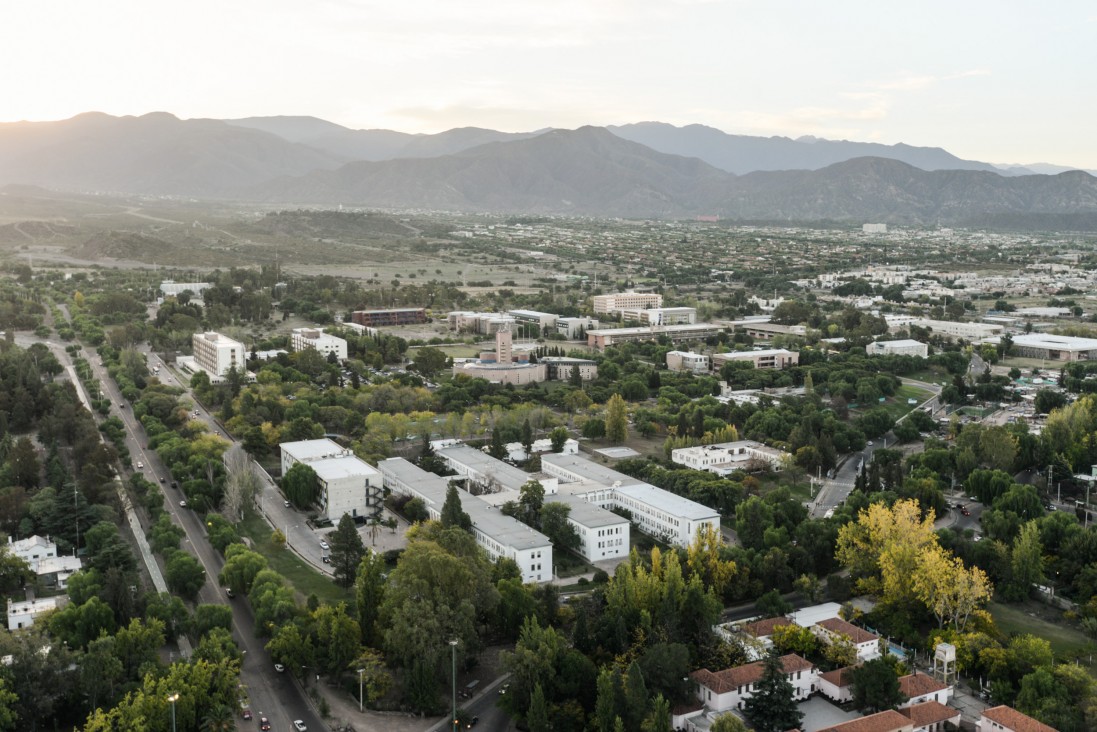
[556,316,600,340]
[592,291,662,315]
[351,308,427,328]
[280,438,382,521]
[666,350,710,373]
[1004,333,1097,362]
[910,319,1002,340]
[548,493,630,563]
[672,441,788,476]
[508,309,558,330]
[541,356,598,382]
[712,349,799,371]
[452,329,547,385]
[291,328,348,361]
[378,458,553,583]
[586,323,725,350]
[448,311,515,334]
[160,281,211,299]
[7,596,66,630]
[868,339,928,358]
[191,331,246,377]
[619,306,696,326]
[723,320,807,340]
[437,443,554,493]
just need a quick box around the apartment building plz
[280,439,383,522]
[711,349,799,371]
[350,308,427,327]
[191,331,246,377]
[291,327,348,361]
[592,291,663,315]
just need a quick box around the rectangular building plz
[437,444,552,493]
[910,319,1002,340]
[691,654,817,713]
[1006,333,1097,362]
[666,351,710,373]
[976,706,1056,732]
[868,339,928,358]
[619,306,697,326]
[280,438,383,521]
[7,596,66,630]
[291,328,348,361]
[672,441,788,476]
[541,356,598,382]
[712,349,799,371]
[351,308,427,328]
[508,309,558,331]
[160,281,211,299]
[556,316,600,340]
[592,291,663,315]
[586,323,725,351]
[192,331,246,377]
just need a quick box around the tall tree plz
[540,502,580,552]
[850,657,906,712]
[742,651,803,732]
[605,394,629,444]
[282,462,320,508]
[521,418,534,458]
[441,483,472,532]
[355,549,387,648]
[549,426,570,453]
[488,429,507,459]
[328,513,365,588]
[1008,520,1045,601]
[527,683,549,732]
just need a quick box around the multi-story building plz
[592,291,663,315]
[160,281,211,299]
[7,596,66,630]
[909,319,1002,340]
[7,535,82,589]
[1003,333,1097,362]
[691,654,817,712]
[666,350,710,373]
[868,339,929,358]
[191,331,246,377]
[547,493,630,563]
[452,329,547,385]
[438,444,551,493]
[541,356,598,382]
[508,309,558,331]
[586,323,725,350]
[291,328,348,361]
[556,316,600,340]
[448,311,515,334]
[813,617,881,662]
[280,439,383,522]
[378,458,553,583]
[350,308,427,328]
[711,349,799,371]
[618,306,696,326]
[672,441,788,476]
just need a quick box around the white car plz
[293,722,308,732]
[179,499,187,508]
[319,539,330,550]
[137,461,144,469]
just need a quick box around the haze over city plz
[3,0,1096,168]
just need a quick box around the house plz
[899,701,961,732]
[813,617,881,661]
[898,673,952,707]
[7,535,82,589]
[817,709,914,732]
[977,705,1057,732]
[819,665,857,703]
[691,654,817,713]
[7,596,66,631]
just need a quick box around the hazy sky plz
[3,1,1095,167]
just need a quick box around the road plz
[19,333,323,731]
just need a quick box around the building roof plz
[615,483,720,521]
[819,665,857,689]
[898,673,949,699]
[714,348,797,359]
[438,444,535,492]
[980,705,1057,732]
[586,323,722,337]
[7,596,64,616]
[280,438,347,462]
[9,535,54,555]
[1010,333,1097,351]
[817,617,880,645]
[309,455,381,482]
[788,602,842,628]
[741,616,792,638]
[548,494,628,530]
[816,709,913,732]
[463,501,552,552]
[899,701,959,727]
[871,339,925,348]
[691,654,814,694]
[541,453,646,488]
[33,556,82,575]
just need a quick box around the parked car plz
[284,499,291,508]
[293,721,308,731]
[137,461,144,469]
[319,539,330,550]
[960,506,971,516]
[466,716,479,728]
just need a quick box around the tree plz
[488,429,507,459]
[328,513,365,588]
[710,713,748,732]
[605,393,629,444]
[527,683,549,732]
[1007,520,1045,601]
[191,604,233,639]
[404,497,429,522]
[521,418,534,458]
[518,479,545,526]
[411,346,447,377]
[851,657,906,712]
[594,667,623,732]
[549,426,569,453]
[218,545,268,595]
[282,462,320,508]
[441,483,472,532]
[355,549,387,648]
[351,647,393,708]
[221,446,261,523]
[623,660,650,731]
[641,694,672,732]
[165,550,206,600]
[540,502,580,552]
[742,651,803,732]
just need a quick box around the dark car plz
[242,709,252,720]
[467,716,479,728]
[260,718,271,731]
[961,506,971,516]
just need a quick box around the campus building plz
[556,316,600,340]
[909,319,1002,340]
[586,323,725,350]
[618,306,697,326]
[350,308,427,328]
[447,311,515,334]
[592,291,663,315]
[666,351,710,374]
[279,438,383,522]
[291,328,348,361]
[508,309,558,331]
[452,328,547,385]
[711,348,799,371]
[671,441,788,476]
[868,339,929,358]
[1004,333,1097,362]
[159,281,211,299]
[540,356,598,382]
[191,331,247,378]
[691,654,817,712]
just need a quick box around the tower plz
[496,324,513,365]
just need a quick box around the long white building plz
[280,439,383,521]
[378,458,553,583]
[191,331,247,377]
[909,319,1002,340]
[618,306,696,326]
[592,291,663,315]
[672,441,788,476]
[291,328,348,361]
[867,339,928,358]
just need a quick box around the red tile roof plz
[898,673,949,698]
[691,654,815,694]
[816,617,880,645]
[817,709,913,732]
[899,700,959,727]
[742,616,792,638]
[820,665,858,688]
[981,705,1058,732]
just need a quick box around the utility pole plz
[450,639,459,732]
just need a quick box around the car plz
[293,722,308,732]
[171,481,178,489]
[284,499,291,508]
[242,709,252,720]
[322,555,330,564]
[274,663,285,673]
[961,507,971,516]
[498,682,511,695]
[137,461,144,469]
[159,477,165,484]
[224,587,234,598]
[466,716,479,728]
[1046,503,1058,511]
[319,539,330,550]
[260,718,271,731]
[179,499,187,508]
[866,441,874,447]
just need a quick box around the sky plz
[2,1,1095,167]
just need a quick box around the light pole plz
[449,639,459,732]
[167,693,179,732]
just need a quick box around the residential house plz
[691,654,817,713]
[898,673,952,708]
[899,701,961,732]
[977,705,1057,732]
[819,665,856,703]
[817,709,914,732]
[813,617,881,662]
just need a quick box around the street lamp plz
[358,667,366,713]
[449,639,459,732]
[167,693,179,732]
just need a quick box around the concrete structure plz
[541,453,721,547]
[508,309,558,331]
[437,443,551,493]
[448,311,515,334]
[592,291,662,315]
[586,323,725,350]
[1016,307,1073,318]
[452,328,547,385]
[350,308,427,327]
[378,458,553,583]
[8,535,82,589]
[868,339,928,358]
[724,320,808,340]
[711,349,799,371]
[505,437,579,463]
[691,654,817,712]
[555,316,599,340]
[672,441,788,476]
[818,710,913,732]
[1004,333,1097,362]
[291,328,348,361]
[814,617,881,662]
[540,356,598,382]
[899,701,961,732]
[7,596,65,630]
[819,665,856,703]
[666,350,710,374]
[548,493,630,563]
[977,706,1056,732]
[897,673,952,708]
[160,281,211,298]
[280,438,383,522]
[910,319,1002,340]
[619,306,697,326]
[863,223,888,233]
[191,331,247,378]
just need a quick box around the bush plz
[592,569,610,584]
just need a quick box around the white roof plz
[550,494,629,530]
[309,455,380,482]
[34,556,82,576]
[788,602,843,628]
[871,339,925,348]
[280,438,347,462]
[615,483,720,522]
[438,444,536,491]
[1010,333,1097,351]
[714,348,796,358]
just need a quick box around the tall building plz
[280,438,383,522]
[291,328,348,361]
[350,308,427,327]
[192,332,246,377]
[452,327,547,385]
[592,291,663,315]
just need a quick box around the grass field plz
[238,510,352,606]
[990,601,1097,669]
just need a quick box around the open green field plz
[238,510,352,606]
[990,601,1097,669]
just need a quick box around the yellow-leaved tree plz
[836,499,937,606]
[912,545,992,630]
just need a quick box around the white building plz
[910,319,1002,340]
[447,311,515,334]
[540,357,599,382]
[586,323,725,350]
[813,617,881,662]
[818,666,855,703]
[899,701,961,732]
[378,458,553,583]
[691,654,817,712]
[618,306,697,326]
[672,441,788,476]
[1001,333,1097,362]
[505,438,579,463]
[7,596,66,630]
[555,316,600,340]
[508,309,558,331]
[711,349,799,371]
[863,223,888,233]
[438,443,555,493]
[160,281,211,299]
[898,673,953,708]
[666,351,710,374]
[548,493,630,563]
[452,329,547,386]
[7,535,82,589]
[868,339,928,358]
[976,706,1055,732]
[592,291,663,315]
[191,331,247,378]
[280,439,383,522]
[291,328,348,361]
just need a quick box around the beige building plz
[666,350,710,373]
[291,328,348,361]
[586,323,724,350]
[868,339,928,358]
[541,356,598,381]
[452,328,547,385]
[712,349,799,371]
[191,331,246,377]
[619,306,696,326]
[592,291,663,315]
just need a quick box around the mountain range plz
[1,112,1095,225]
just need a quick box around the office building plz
[666,351,710,373]
[592,291,663,315]
[191,331,247,378]
[160,281,211,299]
[452,328,547,385]
[291,328,348,361]
[711,349,799,371]
[909,319,1002,340]
[541,356,598,382]
[556,316,600,340]
[618,306,697,326]
[351,308,427,328]
[1004,333,1097,362]
[586,323,725,350]
[868,339,928,358]
[280,439,383,522]
[672,441,788,476]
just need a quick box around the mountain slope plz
[0,112,345,195]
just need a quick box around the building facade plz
[976,706,1056,732]
[452,329,547,385]
[586,323,725,350]
[592,291,663,315]
[556,316,600,340]
[280,438,383,521]
[672,441,788,475]
[192,331,246,377]
[666,351,711,373]
[619,306,697,326]
[868,339,929,358]
[691,654,817,712]
[291,328,348,361]
[351,308,427,327]
[541,356,598,381]
[711,349,799,371]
